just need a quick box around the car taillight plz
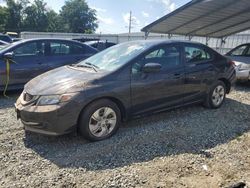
[228,60,235,67]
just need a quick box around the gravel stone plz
[0,83,250,187]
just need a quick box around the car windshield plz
[0,43,13,51]
[77,41,151,71]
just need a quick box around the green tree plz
[22,0,48,31]
[0,6,8,32]
[46,10,64,32]
[5,0,27,32]
[60,0,98,33]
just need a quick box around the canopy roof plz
[142,0,250,38]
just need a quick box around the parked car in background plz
[226,43,250,81]
[0,34,13,43]
[84,40,117,51]
[12,38,23,42]
[73,38,100,43]
[0,40,9,48]
[0,38,98,91]
[15,40,236,141]
[5,32,19,38]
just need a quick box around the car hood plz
[24,66,107,95]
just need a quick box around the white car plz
[226,43,250,81]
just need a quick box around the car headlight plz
[36,93,78,106]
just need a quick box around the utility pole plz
[128,11,132,35]
[128,11,132,41]
[125,11,135,41]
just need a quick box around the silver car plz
[226,43,250,81]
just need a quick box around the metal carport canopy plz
[141,0,250,38]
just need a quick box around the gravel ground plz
[0,84,250,188]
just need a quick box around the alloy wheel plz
[89,107,117,138]
[212,85,225,106]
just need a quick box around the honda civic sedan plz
[0,39,98,91]
[15,40,236,141]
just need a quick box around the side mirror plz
[3,52,14,59]
[142,63,162,73]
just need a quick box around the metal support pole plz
[206,37,210,46]
[188,35,193,41]
[168,34,173,39]
[144,31,150,40]
[215,38,219,51]
[219,37,227,54]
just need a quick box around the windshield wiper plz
[85,62,99,72]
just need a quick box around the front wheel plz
[204,81,226,109]
[78,99,121,141]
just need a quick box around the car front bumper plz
[15,97,82,136]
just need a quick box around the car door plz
[46,41,95,70]
[183,44,216,103]
[130,44,185,115]
[8,41,49,85]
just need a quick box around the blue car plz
[0,39,98,91]
[0,34,13,43]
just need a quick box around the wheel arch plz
[77,96,128,128]
[218,78,231,94]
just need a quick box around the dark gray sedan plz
[0,39,98,91]
[15,40,236,141]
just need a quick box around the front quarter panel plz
[78,69,131,118]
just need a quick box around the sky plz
[0,0,190,34]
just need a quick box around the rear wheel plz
[204,81,226,109]
[78,99,121,141]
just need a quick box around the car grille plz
[23,92,34,102]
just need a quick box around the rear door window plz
[69,43,85,54]
[50,42,70,55]
[50,42,88,55]
[185,46,212,63]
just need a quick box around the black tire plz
[204,80,226,109]
[78,99,121,141]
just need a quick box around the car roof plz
[14,38,86,46]
[122,39,203,46]
[17,39,202,46]
[0,38,95,54]
[234,43,250,47]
